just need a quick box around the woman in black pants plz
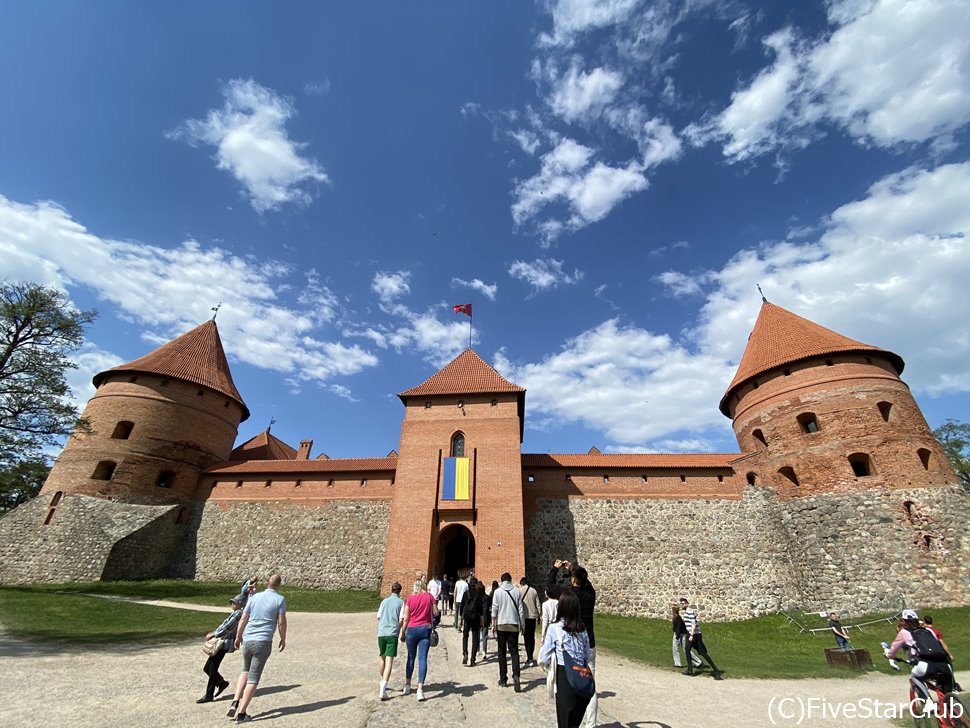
[198,596,244,703]
[539,590,592,728]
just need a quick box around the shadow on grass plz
[255,695,353,720]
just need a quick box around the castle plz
[1,301,967,620]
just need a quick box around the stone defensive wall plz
[176,467,396,589]
[0,492,184,584]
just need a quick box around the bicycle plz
[885,654,969,728]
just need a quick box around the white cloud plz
[539,0,644,47]
[303,79,331,96]
[697,0,970,161]
[372,271,411,305]
[548,62,625,122]
[509,258,584,292]
[0,195,378,389]
[451,277,498,301]
[167,78,329,213]
[497,160,970,449]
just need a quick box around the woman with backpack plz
[539,590,593,728]
[884,608,956,700]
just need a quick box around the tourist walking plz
[519,576,541,667]
[491,572,525,691]
[481,580,496,660]
[453,574,469,629]
[680,597,722,679]
[547,560,598,727]
[401,578,440,701]
[441,575,453,616]
[672,605,702,669]
[541,587,559,699]
[461,577,484,665]
[227,574,288,722]
[197,595,244,704]
[377,581,405,700]
[539,590,593,728]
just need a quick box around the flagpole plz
[468,307,473,349]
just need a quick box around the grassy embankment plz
[1,580,968,681]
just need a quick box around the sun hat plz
[901,608,919,620]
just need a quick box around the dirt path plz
[3,603,957,728]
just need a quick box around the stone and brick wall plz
[184,498,391,589]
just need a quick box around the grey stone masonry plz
[0,493,178,584]
[189,499,391,589]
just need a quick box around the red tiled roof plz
[94,320,249,421]
[521,453,739,468]
[719,302,904,416]
[229,431,298,461]
[206,457,398,475]
[398,349,525,399]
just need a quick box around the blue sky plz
[2,0,969,459]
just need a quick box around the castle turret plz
[721,301,956,495]
[41,320,249,505]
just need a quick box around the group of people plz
[670,597,723,679]
[376,560,599,728]
[884,608,961,702]
[197,575,288,723]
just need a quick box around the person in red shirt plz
[400,579,440,702]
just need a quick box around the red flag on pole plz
[453,303,472,317]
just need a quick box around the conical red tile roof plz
[93,320,250,420]
[229,430,296,461]
[719,302,903,416]
[398,349,525,399]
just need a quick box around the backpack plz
[557,626,595,699]
[910,627,948,662]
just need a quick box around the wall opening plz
[877,401,893,422]
[43,508,56,525]
[156,470,176,488]
[439,524,475,580]
[797,413,819,433]
[778,466,800,487]
[92,460,117,480]
[752,429,768,447]
[50,491,63,507]
[917,448,932,470]
[746,472,757,486]
[175,507,188,524]
[848,453,873,477]
[111,421,134,439]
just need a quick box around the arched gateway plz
[440,524,475,578]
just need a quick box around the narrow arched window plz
[91,460,116,480]
[746,472,757,486]
[848,453,873,477]
[752,429,768,447]
[50,491,63,507]
[877,401,893,422]
[797,413,819,433]
[778,466,800,486]
[917,448,932,470]
[111,421,134,439]
[451,432,465,457]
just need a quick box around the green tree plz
[933,419,970,492]
[0,281,97,466]
[0,458,51,511]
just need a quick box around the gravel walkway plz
[3,600,959,728]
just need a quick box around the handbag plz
[430,628,440,647]
[202,636,222,656]
[557,627,595,698]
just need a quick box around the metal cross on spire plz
[267,416,276,433]
[756,284,767,303]
[211,302,222,320]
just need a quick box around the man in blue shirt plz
[377,581,405,700]
[227,575,287,722]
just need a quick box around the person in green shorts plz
[377,581,405,700]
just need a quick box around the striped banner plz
[441,457,470,500]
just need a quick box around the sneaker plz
[235,714,251,723]
[713,671,724,681]
[462,655,467,665]
[214,681,230,698]
[683,670,695,677]
[226,701,239,718]
[514,679,522,693]
[403,685,411,696]
[498,679,508,688]
[379,689,388,701]
[469,660,476,667]
[196,696,213,704]
[416,689,425,702]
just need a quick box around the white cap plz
[901,608,919,620]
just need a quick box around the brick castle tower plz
[380,350,527,591]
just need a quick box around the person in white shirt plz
[453,575,469,630]
[540,587,559,699]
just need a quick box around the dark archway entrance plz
[440,525,475,580]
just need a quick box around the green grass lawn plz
[2,579,968,682]
[596,607,970,679]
